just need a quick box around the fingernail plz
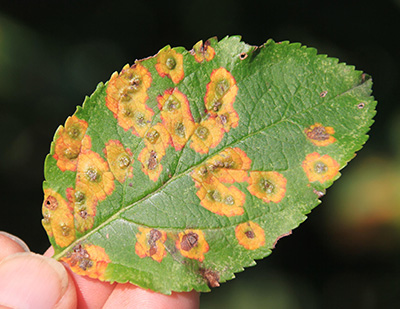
[0,232,30,257]
[0,252,69,308]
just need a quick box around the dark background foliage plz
[1,0,399,307]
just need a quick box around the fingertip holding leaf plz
[42,36,376,293]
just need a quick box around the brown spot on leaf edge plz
[200,268,220,288]
[44,195,58,210]
[272,231,292,249]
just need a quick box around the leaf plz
[41,36,376,294]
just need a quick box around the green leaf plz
[41,36,376,294]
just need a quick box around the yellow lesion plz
[196,177,245,217]
[144,123,171,157]
[204,147,251,183]
[190,117,224,154]
[106,63,152,117]
[192,40,215,63]
[247,171,287,203]
[176,229,209,262]
[135,227,167,262]
[116,100,154,137]
[304,123,336,146]
[105,63,154,136]
[104,140,133,183]
[214,103,239,132]
[155,46,184,84]
[42,188,76,247]
[191,147,251,216]
[75,136,115,201]
[204,67,239,132]
[67,187,98,233]
[53,115,88,172]
[61,244,111,281]
[302,152,340,183]
[158,89,195,150]
[138,147,163,182]
[235,221,265,250]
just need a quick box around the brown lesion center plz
[306,126,330,141]
[148,229,162,256]
[147,150,158,170]
[44,195,58,210]
[181,232,199,251]
[67,244,93,271]
[259,178,275,194]
[244,230,255,239]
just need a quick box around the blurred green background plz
[0,0,399,308]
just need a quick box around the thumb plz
[0,252,77,309]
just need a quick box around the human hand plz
[0,231,200,308]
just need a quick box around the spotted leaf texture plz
[42,36,376,294]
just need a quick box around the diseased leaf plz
[42,36,376,294]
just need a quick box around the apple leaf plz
[41,36,376,294]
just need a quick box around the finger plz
[63,264,117,309]
[0,252,77,309]
[103,283,200,309]
[0,231,30,261]
[44,246,116,309]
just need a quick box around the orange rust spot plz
[204,147,251,183]
[106,63,152,117]
[304,123,336,146]
[155,46,184,84]
[158,89,195,150]
[104,140,133,183]
[144,123,171,157]
[190,117,224,154]
[67,187,97,233]
[42,188,76,247]
[75,136,115,201]
[302,152,340,183]
[215,107,239,133]
[61,244,111,281]
[235,221,265,250]
[247,171,287,203]
[53,115,88,172]
[135,227,167,262]
[116,101,154,137]
[176,229,209,262]
[196,177,245,217]
[138,147,163,182]
[204,67,238,124]
[192,40,215,63]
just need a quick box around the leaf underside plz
[42,36,376,294]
